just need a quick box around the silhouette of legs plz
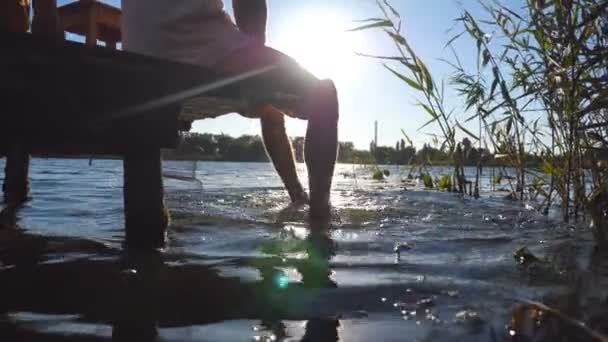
[218,46,339,220]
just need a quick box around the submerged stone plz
[514,247,540,265]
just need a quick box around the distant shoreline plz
[18,154,531,168]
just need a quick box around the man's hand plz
[233,0,267,45]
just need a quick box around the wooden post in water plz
[3,145,30,204]
[123,148,168,249]
[0,1,54,204]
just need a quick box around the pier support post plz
[123,148,168,249]
[3,145,30,204]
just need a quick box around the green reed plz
[354,0,608,246]
[351,1,475,196]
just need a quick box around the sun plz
[272,14,359,81]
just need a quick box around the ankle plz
[290,188,309,204]
[309,195,331,220]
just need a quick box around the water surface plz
[0,159,603,341]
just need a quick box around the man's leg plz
[218,46,339,218]
[260,109,308,204]
[301,80,339,219]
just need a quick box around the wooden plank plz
[0,31,238,123]
[0,31,301,143]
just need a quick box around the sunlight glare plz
[273,13,360,80]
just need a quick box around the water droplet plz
[455,310,483,325]
[417,297,434,308]
[393,242,411,252]
[442,290,459,298]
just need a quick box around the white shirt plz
[121,0,252,67]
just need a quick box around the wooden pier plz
[0,1,293,249]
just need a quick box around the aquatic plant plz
[355,0,608,247]
[421,173,434,188]
[436,175,452,191]
[372,169,384,180]
[491,175,503,185]
[350,3,471,196]
[450,0,608,243]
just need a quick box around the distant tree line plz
[163,133,268,162]
[163,133,546,166]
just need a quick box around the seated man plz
[121,0,339,220]
[0,0,29,33]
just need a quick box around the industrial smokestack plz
[374,120,378,146]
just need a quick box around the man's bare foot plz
[276,196,308,224]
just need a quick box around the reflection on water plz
[0,159,606,341]
[250,224,339,342]
[0,218,340,341]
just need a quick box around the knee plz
[303,79,339,123]
[260,108,285,128]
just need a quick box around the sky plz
[59,0,500,150]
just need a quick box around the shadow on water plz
[0,205,340,341]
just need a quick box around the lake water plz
[0,159,604,341]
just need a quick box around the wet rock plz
[514,247,540,265]
[516,241,583,286]
[454,310,484,332]
[508,302,597,342]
